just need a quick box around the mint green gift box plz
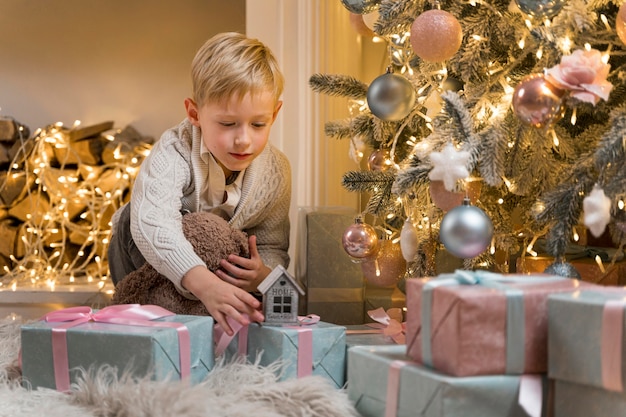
[348,345,548,417]
[548,289,626,391]
[345,324,399,352]
[223,321,346,388]
[21,313,214,390]
[553,379,626,417]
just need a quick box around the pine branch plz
[324,120,351,139]
[375,0,421,36]
[341,170,397,217]
[476,125,506,187]
[439,91,482,172]
[308,74,368,99]
[365,183,396,217]
[594,107,626,171]
[392,163,431,196]
[535,155,596,256]
[341,170,397,193]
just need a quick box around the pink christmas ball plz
[349,13,375,37]
[430,178,482,211]
[342,219,379,261]
[367,148,391,171]
[512,73,565,129]
[410,10,463,63]
[361,240,407,287]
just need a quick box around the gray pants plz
[107,203,146,285]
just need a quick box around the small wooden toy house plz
[258,265,305,325]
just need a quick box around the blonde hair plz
[190,32,284,107]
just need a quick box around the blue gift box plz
[21,311,214,390]
[348,345,548,417]
[548,289,626,392]
[223,321,346,388]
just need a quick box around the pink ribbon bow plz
[367,307,406,344]
[43,304,191,392]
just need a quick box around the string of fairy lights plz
[0,121,150,291]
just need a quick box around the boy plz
[108,32,290,335]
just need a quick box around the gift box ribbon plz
[363,307,406,344]
[581,287,626,392]
[44,304,191,392]
[214,314,320,378]
[602,299,625,392]
[384,360,543,417]
[421,269,567,373]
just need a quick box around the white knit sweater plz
[126,118,291,298]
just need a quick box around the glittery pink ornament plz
[361,240,407,287]
[430,178,482,211]
[410,10,463,63]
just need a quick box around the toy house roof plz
[257,265,305,296]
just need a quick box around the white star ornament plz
[428,143,471,191]
[583,186,612,238]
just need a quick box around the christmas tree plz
[310,0,626,282]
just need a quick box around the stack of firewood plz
[0,117,153,287]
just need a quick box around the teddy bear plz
[110,211,249,316]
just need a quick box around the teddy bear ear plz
[234,230,250,257]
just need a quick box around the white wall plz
[0,0,245,138]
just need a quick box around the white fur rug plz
[0,316,360,417]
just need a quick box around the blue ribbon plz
[421,269,565,374]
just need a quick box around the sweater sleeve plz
[129,122,205,298]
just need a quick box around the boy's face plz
[185,90,282,176]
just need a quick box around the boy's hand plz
[182,266,264,335]
[215,235,271,292]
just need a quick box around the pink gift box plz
[405,270,593,377]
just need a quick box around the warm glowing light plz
[595,255,606,273]
[1,121,151,288]
[552,131,559,147]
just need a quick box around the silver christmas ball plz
[341,0,380,14]
[439,198,493,259]
[367,72,416,121]
[544,261,581,279]
[342,217,380,261]
[515,0,565,19]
